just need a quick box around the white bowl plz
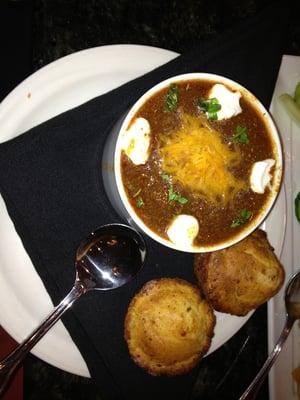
[102,73,282,252]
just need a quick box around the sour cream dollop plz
[208,83,242,120]
[121,117,151,165]
[167,215,199,249]
[250,159,275,194]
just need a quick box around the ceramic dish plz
[103,72,283,253]
[268,54,300,400]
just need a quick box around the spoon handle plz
[0,282,86,398]
[239,316,294,400]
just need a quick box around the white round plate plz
[0,44,286,377]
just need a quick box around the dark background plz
[0,1,299,399]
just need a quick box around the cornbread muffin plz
[124,278,215,376]
[194,229,285,316]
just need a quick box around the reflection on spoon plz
[239,270,300,399]
[0,223,146,397]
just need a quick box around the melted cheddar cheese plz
[159,114,245,205]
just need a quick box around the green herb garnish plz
[198,97,221,120]
[162,173,188,204]
[164,84,179,112]
[162,173,171,183]
[231,209,252,228]
[295,192,300,223]
[233,125,249,144]
[136,196,144,208]
[168,186,188,204]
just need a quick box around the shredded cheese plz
[159,114,245,205]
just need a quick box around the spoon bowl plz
[76,224,146,290]
[0,223,146,396]
[285,271,300,319]
[239,270,300,399]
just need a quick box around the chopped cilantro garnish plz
[168,186,188,204]
[164,84,179,112]
[136,196,144,208]
[198,97,221,120]
[233,125,249,144]
[231,209,252,228]
[162,173,187,204]
[162,173,171,183]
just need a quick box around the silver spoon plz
[239,270,300,400]
[0,223,146,397]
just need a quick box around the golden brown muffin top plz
[194,229,285,316]
[124,278,215,376]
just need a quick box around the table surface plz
[0,1,299,400]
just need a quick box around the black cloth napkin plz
[0,3,288,400]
